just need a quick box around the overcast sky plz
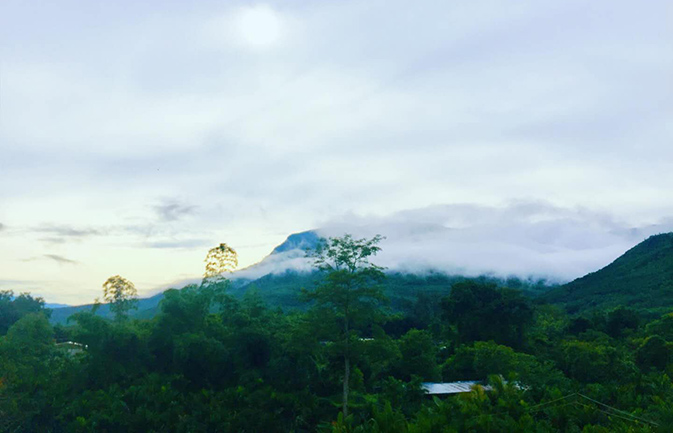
[1,1,671,304]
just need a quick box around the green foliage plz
[49,271,556,325]
[442,281,533,348]
[305,234,388,333]
[396,329,440,381]
[443,341,567,393]
[0,290,50,335]
[544,233,673,313]
[606,306,640,337]
[5,232,673,432]
[645,312,673,341]
[0,314,69,431]
[304,234,388,417]
[636,336,671,371]
[558,338,638,384]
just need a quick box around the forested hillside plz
[49,271,554,325]
[2,234,673,431]
[544,233,673,314]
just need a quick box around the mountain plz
[49,291,166,324]
[48,233,320,323]
[271,230,320,254]
[48,230,558,324]
[43,230,673,323]
[542,233,673,313]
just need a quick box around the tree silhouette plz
[102,275,138,320]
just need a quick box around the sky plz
[0,0,671,304]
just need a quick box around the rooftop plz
[422,381,492,395]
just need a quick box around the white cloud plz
[247,202,673,283]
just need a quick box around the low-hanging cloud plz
[241,201,673,283]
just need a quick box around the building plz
[422,381,492,395]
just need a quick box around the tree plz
[303,234,387,417]
[102,275,138,320]
[0,313,59,430]
[636,335,670,371]
[0,290,49,335]
[442,281,533,349]
[397,329,440,381]
[606,306,639,337]
[203,243,238,286]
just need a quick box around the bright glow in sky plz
[0,1,671,304]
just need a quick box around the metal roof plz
[422,381,492,395]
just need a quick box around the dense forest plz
[2,234,673,432]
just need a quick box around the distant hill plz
[49,230,557,324]
[542,233,673,314]
[233,270,545,311]
[49,291,166,324]
[50,269,553,324]
[45,303,69,309]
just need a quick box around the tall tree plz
[102,275,138,320]
[203,243,238,286]
[304,234,387,417]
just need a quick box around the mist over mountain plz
[234,202,673,284]
[45,201,673,312]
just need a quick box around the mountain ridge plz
[543,233,673,313]
[49,231,673,323]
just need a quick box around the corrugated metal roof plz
[422,381,492,395]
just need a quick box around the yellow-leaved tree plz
[102,275,138,321]
[203,243,238,286]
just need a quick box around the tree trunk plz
[343,354,350,417]
[343,285,351,418]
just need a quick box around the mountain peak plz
[271,230,321,255]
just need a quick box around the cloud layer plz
[236,202,673,283]
[318,202,673,281]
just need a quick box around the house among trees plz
[55,340,87,356]
[422,381,491,395]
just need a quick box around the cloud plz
[243,201,673,283]
[0,0,670,303]
[43,254,79,265]
[22,254,79,265]
[323,203,673,281]
[153,201,197,222]
[235,248,314,281]
[30,225,104,245]
[0,223,4,232]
